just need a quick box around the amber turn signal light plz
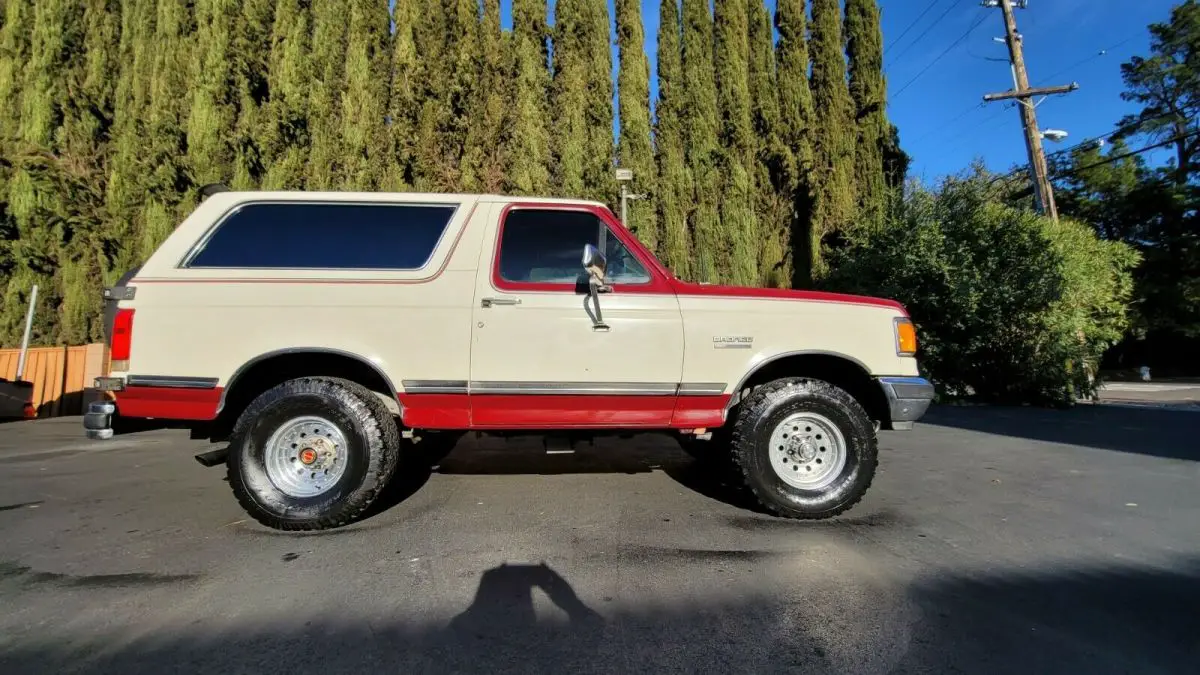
[895,317,918,356]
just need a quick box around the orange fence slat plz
[0,344,107,418]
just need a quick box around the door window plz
[496,209,650,286]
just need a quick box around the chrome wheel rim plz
[263,416,349,498]
[767,411,847,490]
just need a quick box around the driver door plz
[468,204,685,428]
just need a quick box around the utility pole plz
[981,0,1078,220]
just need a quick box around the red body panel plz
[469,394,676,428]
[397,393,471,428]
[116,386,222,420]
[670,395,732,428]
[669,279,907,313]
[397,393,731,430]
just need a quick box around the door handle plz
[481,297,521,308]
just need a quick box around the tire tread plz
[729,377,878,520]
[226,376,400,531]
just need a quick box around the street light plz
[1041,128,1069,142]
[614,167,646,230]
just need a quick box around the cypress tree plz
[655,0,689,278]
[463,0,507,192]
[187,0,238,186]
[846,0,888,231]
[680,0,720,283]
[748,0,790,288]
[714,0,757,286]
[553,0,613,202]
[337,0,390,190]
[105,0,156,277]
[259,0,312,190]
[883,123,910,194]
[410,0,478,191]
[140,0,195,258]
[0,0,31,330]
[57,0,120,344]
[505,0,552,195]
[581,0,614,203]
[808,0,856,280]
[775,0,816,287]
[442,0,481,191]
[4,0,79,344]
[382,0,418,191]
[2,0,66,344]
[411,0,448,189]
[551,0,590,197]
[229,0,275,189]
[19,0,70,148]
[615,0,656,250]
[0,0,30,141]
[306,0,348,190]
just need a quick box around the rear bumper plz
[877,376,935,430]
[83,401,117,440]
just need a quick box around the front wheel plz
[730,377,878,519]
[226,377,401,531]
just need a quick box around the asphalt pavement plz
[0,404,1197,674]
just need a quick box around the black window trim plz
[178,199,462,271]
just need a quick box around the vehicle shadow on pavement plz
[428,433,767,513]
[0,557,1196,674]
[922,405,1200,461]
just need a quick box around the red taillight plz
[111,308,134,362]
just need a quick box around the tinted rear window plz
[186,202,457,269]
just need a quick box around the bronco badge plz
[713,336,754,349]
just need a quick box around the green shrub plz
[823,173,1139,406]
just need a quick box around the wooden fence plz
[0,344,108,418]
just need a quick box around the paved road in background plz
[1,405,1197,674]
[1098,381,1200,408]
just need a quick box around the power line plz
[939,102,1016,149]
[1050,129,1200,180]
[911,102,987,145]
[986,125,1200,188]
[886,0,962,65]
[1043,107,1199,165]
[1033,36,1138,86]
[893,10,991,101]
[884,1,947,56]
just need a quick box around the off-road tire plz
[730,377,877,519]
[227,377,401,531]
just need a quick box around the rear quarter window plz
[184,202,457,269]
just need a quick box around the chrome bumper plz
[83,401,116,440]
[877,377,935,430]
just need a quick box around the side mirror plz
[582,243,610,293]
[582,243,607,277]
[581,243,611,330]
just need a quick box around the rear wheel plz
[227,377,400,531]
[730,377,877,519]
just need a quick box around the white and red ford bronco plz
[84,188,933,530]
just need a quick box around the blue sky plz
[501,1,1176,183]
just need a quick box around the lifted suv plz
[85,190,933,531]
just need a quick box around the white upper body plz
[114,191,919,409]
